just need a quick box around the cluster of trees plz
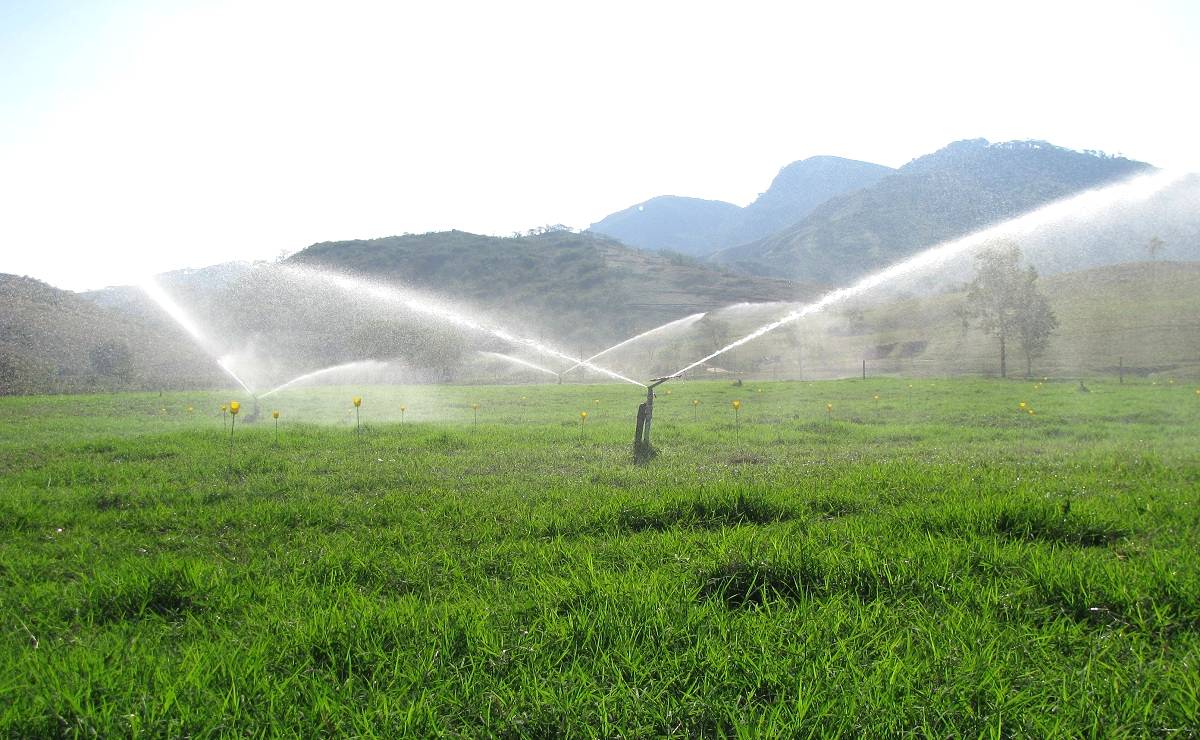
[965,242,1058,378]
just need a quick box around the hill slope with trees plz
[0,274,220,394]
[287,229,816,349]
[710,140,1153,282]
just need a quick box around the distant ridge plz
[589,156,893,257]
[709,139,1153,283]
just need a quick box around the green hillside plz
[697,261,1200,381]
[0,274,222,395]
[711,140,1152,282]
[288,229,816,348]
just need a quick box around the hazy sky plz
[2,0,1197,290]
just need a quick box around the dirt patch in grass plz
[728,453,767,466]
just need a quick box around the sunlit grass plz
[0,377,1198,734]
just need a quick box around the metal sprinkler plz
[633,374,679,463]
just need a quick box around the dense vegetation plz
[2,378,1198,735]
[288,229,806,346]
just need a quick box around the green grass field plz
[2,378,1199,736]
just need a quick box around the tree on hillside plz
[784,322,805,379]
[965,242,1057,378]
[1146,235,1165,261]
[1013,281,1059,378]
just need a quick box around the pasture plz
[2,378,1198,735]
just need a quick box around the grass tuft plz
[79,560,211,624]
[615,492,797,533]
[993,504,1127,547]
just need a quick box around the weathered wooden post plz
[634,376,676,463]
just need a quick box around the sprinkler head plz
[580,411,588,420]
[272,410,279,419]
[648,374,681,389]
[732,400,741,410]
[352,396,362,408]
[229,401,240,416]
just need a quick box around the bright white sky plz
[2,0,1197,290]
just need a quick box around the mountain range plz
[708,139,1153,282]
[590,139,1154,283]
[2,137,1196,394]
[589,156,892,258]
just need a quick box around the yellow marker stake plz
[272,410,280,443]
[227,401,240,464]
[732,400,741,443]
[472,403,480,428]
[580,410,588,439]
[352,396,362,433]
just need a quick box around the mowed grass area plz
[2,378,1199,736]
